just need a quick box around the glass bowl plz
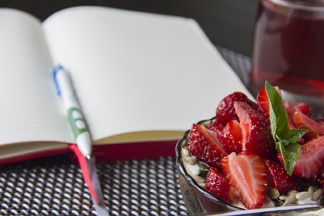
[175,118,243,215]
[175,119,324,216]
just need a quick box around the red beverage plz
[250,0,324,97]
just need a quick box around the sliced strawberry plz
[278,136,324,179]
[257,87,298,129]
[205,167,239,204]
[287,118,298,129]
[256,87,270,116]
[188,123,227,168]
[285,101,312,130]
[215,92,256,126]
[222,152,267,209]
[293,110,324,140]
[218,119,242,154]
[234,101,276,159]
[316,119,324,126]
[320,171,324,191]
[256,86,282,117]
[208,119,224,133]
[264,159,300,194]
[306,167,324,188]
[285,101,311,118]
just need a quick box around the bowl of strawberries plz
[176,81,324,215]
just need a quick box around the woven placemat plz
[1,154,189,216]
[0,47,250,216]
[217,46,251,86]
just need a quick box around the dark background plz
[1,0,259,57]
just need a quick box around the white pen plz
[53,65,92,157]
[52,65,108,215]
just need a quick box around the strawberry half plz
[218,119,242,154]
[293,110,324,140]
[234,101,276,159]
[222,152,267,209]
[215,92,256,126]
[320,171,324,191]
[256,86,282,117]
[188,123,227,168]
[278,136,324,179]
[256,87,270,116]
[208,119,224,133]
[264,159,300,194]
[285,101,311,117]
[205,167,239,204]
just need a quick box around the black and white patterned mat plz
[0,47,250,216]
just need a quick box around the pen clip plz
[52,64,64,96]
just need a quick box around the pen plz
[53,65,108,215]
[53,65,91,157]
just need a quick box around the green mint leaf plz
[265,81,306,175]
[276,136,301,175]
[265,81,289,137]
[282,129,307,144]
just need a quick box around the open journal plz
[0,6,252,164]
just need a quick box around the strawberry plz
[256,86,297,129]
[320,171,324,191]
[218,119,242,154]
[256,86,282,116]
[234,101,276,159]
[208,119,224,133]
[188,123,227,168]
[256,87,270,116]
[293,110,324,140]
[316,119,324,126]
[222,152,267,209]
[205,167,239,204]
[215,92,256,126]
[307,168,324,188]
[264,159,300,194]
[285,101,311,118]
[278,136,324,179]
[284,101,312,130]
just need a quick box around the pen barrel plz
[55,69,80,109]
[66,103,92,157]
[53,66,92,157]
[75,131,92,157]
[67,107,88,136]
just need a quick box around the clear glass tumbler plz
[249,0,324,107]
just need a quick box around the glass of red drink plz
[249,0,324,107]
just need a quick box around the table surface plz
[0,2,256,215]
